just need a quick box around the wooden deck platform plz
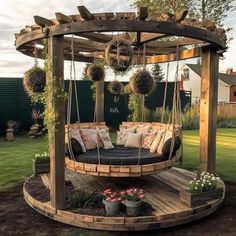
[23,168,225,231]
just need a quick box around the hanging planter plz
[108,80,124,95]
[23,66,46,93]
[129,70,154,95]
[123,84,132,95]
[105,38,133,72]
[87,63,105,82]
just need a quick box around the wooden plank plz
[200,46,219,174]
[77,6,94,21]
[34,15,53,27]
[55,12,72,23]
[96,79,104,122]
[41,174,50,188]
[47,35,65,209]
[76,32,112,43]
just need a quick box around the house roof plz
[185,63,236,86]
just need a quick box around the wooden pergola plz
[15,5,226,216]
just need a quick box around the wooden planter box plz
[33,159,50,175]
[179,188,224,207]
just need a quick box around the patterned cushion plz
[142,132,156,149]
[136,125,151,134]
[70,128,86,152]
[150,130,165,153]
[80,129,101,150]
[97,127,114,150]
[157,130,173,155]
[117,127,136,145]
[125,133,143,148]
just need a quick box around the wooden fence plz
[191,103,236,118]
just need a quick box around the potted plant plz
[29,109,42,137]
[32,152,50,175]
[121,188,145,216]
[102,188,122,216]
[6,120,16,141]
[179,172,223,207]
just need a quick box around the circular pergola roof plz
[15,6,227,64]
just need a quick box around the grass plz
[0,128,235,191]
[179,128,236,184]
[0,135,47,190]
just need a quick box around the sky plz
[0,0,236,80]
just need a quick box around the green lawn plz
[0,128,235,191]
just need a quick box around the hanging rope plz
[33,45,39,67]
[161,61,170,125]
[71,36,80,123]
[168,39,180,160]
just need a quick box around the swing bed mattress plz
[67,137,181,166]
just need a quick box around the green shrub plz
[33,152,49,161]
[182,109,199,130]
[67,190,102,209]
[217,116,236,128]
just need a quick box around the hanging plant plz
[87,63,105,82]
[129,70,154,95]
[23,66,46,93]
[105,38,133,72]
[108,80,124,95]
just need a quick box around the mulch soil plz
[0,181,236,236]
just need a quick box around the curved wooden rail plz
[23,169,225,231]
[65,157,176,177]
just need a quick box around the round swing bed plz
[15,4,226,232]
[65,137,181,177]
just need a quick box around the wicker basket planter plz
[23,66,46,93]
[105,39,133,72]
[108,80,124,95]
[32,159,50,175]
[87,64,105,82]
[179,188,224,207]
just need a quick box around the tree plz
[151,63,164,82]
[132,0,235,27]
[81,63,90,80]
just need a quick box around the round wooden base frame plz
[65,157,176,177]
[23,168,225,231]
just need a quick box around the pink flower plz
[139,194,145,199]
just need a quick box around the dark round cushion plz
[162,136,181,158]
[65,138,83,158]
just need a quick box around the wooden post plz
[95,79,104,122]
[47,35,65,209]
[199,46,219,174]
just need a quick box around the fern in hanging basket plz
[129,70,154,95]
[105,39,133,72]
[23,66,46,93]
[87,63,105,82]
[108,80,124,95]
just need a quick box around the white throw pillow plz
[117,127,137,145]
[125,133,142,148]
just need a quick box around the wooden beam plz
[47,35,65,209]
[139,7,148,21]
[76,32,112,43]
[55,12,72,23]
[34,15,53,27]
[96,80,104,122]
[199,46,219,174]
[77,5,94,21]
[174,10,188,23]
[146,47,200,64]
